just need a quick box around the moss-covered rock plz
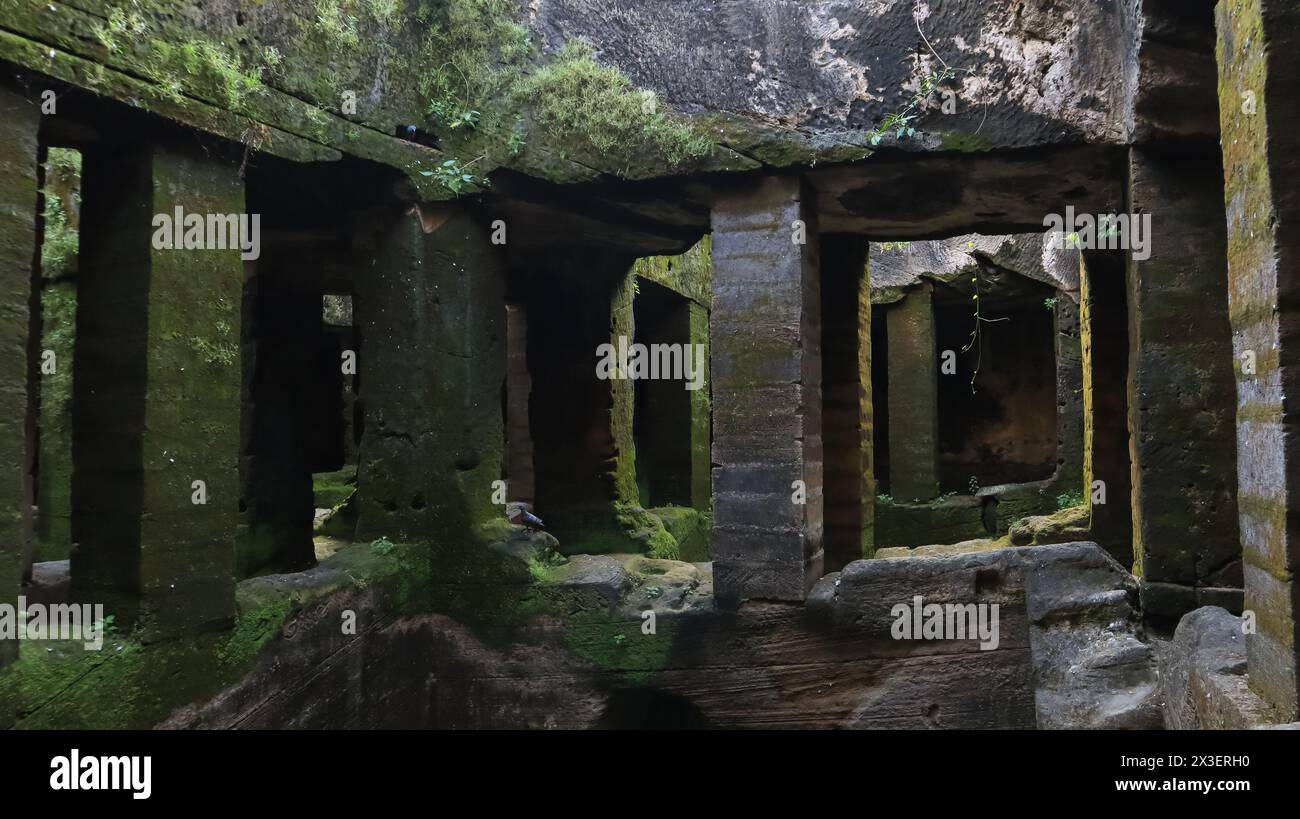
[875,494,987,549]
[312,466,357,510]
[650,505,712,562]
[615,503,680,560]
[632,235,712,307]
[1007,504,1092,548]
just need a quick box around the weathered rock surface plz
[154,540,1141,729]
[1159,606,1273,730]
[485,521,563,563]
[1215,0,1300,720]
[118,538,1171,729]
[820,540,1161,728]
[1024,545,1162,729]
[548,554,636,606]
[533,0,1141,155]
[870,233,1078,304]
[2,0,1143,198]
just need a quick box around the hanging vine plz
[959,247,1010,394]
[866,18,984,147]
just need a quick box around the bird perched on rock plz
[395,124,440,149]
[506,501,545,531]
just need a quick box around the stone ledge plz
[819,541,1161,728]
[1158,606,1278,730]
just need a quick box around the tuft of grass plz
[93,6,268,110]
[1055,490,1085,510]
[189,337,237,367]
[519,40,712,169]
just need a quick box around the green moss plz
[650,506,712,562]
[0,26,334,163]
[875,494,987,549]
[560,606,680,685]
[403,2,716,189]
[646,530,680,561]
[524,557,549,583]
[216,593,295,669]
[698,113,877,169]
[1006,503,1091,548]
[3,0,976,202]
[0,533,410,728]
[396,0,531,193]
[178,295,239,368]
[1,515,700,727]
[313,1,364,49]
[1055,489,1085,510]
[188,336,237,367]
[313,467,357,509]
[0,634,157,729]
[235,523,279,579]
[870,285,908,305]
[476,516,518,545]
[615,502,680,560]
[940,130,994,152]
[524,550,569,584]
[418,0,531,113]
[39,281,77,354]
[93,6,270,111]
[687,302,712,510]
[519,40,713,171]
[39,185,79,279]
[609,271,640,504]
[0,581,299,729]
[3,0,954,199]
[632,235,712,306]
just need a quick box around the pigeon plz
[395,124,440,149]
[506,501,545,531]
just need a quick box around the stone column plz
[1051,294,1085,493]
[1216,0,1300,718]
[355,206,506,545]
[821,234,872,570]
[1126,147,1241,623]
[504,303,535,506]
[886,282,939,502]
[710,175,822,603]
[72,143,243,638]
[1080,250,1134,568]
[610,268,639,508]
[686,301,711,511]
[0,86,39,665]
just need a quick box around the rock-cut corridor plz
[0,0,1296,737]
